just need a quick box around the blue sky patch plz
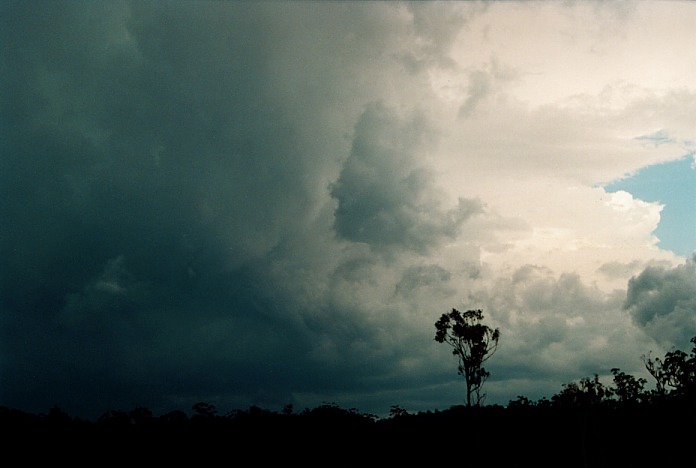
[606,154,696,258]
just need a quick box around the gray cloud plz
[623,255,696,349]
[0,1,352,418]
[468,265,649,396]
[395,1,485,73]
[1,0,485,419]
[331,102,483,254]
[459,69,493,118]
[458,59,520,118]
[1,1,689,420]
[597,260,644,278]
[394,264,454,300]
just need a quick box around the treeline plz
[2,337,694,466]
[509,337,696,410]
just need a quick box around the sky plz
[2,0,695,420]
[605,153,696,257]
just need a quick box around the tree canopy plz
[435,308,500,407]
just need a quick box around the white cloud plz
[406,2,696,294]
[444,1,696,108]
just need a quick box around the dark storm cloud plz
[1,0,487,419]
[623,255,696,349]
[394,264,454,299]
[330,102,483,254]
[0,1,342,418]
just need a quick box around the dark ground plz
[2,400,691,467]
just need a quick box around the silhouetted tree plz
[642,351,670,397]
[684,336,696,397]
[159,409,188,423]
[552,374,611,407]
[97,410,130,426]
[192,401,217,418]
[282,403,294,416]
[128,407,153,425]
[46,405,72,424]
[643,336,696,400]
[609,368,646,405]
[388,405,409,418]
[434,308,500,406]
[507,395,535,408]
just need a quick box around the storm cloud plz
[2,1,695,419]
[331,102,483,254]
[0,0,480,418]
[624,256,696,349]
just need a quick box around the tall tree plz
[434,308,500,407]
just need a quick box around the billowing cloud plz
[624,256,696,349]
[1,1,695,419]
[331,102,483,254]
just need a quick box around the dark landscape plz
[2,397,692,466]
[4,337,694,467]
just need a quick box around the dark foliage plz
[2,399,692,467]
[2,337,694,466]
[435,308,500,406]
